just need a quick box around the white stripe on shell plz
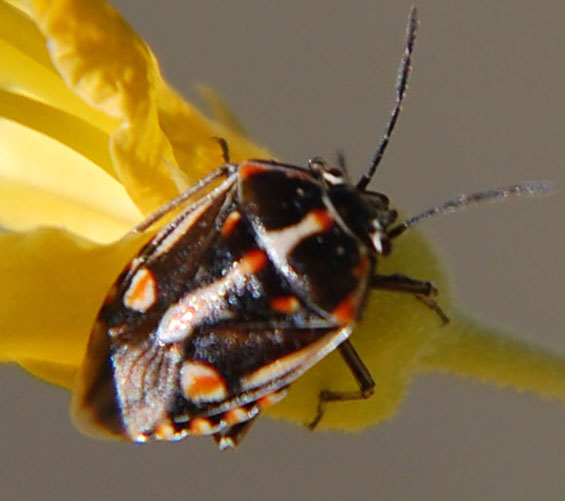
[240,325,351,392]
[261,210,330,264]
[151,173,237,259]
[156,254,262,344]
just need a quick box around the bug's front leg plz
[307,340,375,430]
[371,273,450,325]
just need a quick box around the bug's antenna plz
[388,180,555,238]
[356,7,418,191]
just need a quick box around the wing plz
[72,171,239,440]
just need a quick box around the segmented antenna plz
[356,7,418,191]
[388,180,555,238]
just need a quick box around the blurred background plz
[2,1,564,499]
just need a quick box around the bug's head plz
[330,185,398,256]
[309,157,398,255]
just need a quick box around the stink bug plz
[72,8,551,449]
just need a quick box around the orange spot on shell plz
[271,296,300,313]
[240,249,268,273]
[154,421,176,440]
[240,161,268,179]
[310,208,334,231]
[221,211,242,237]
[224,407,249,426]
[123,267,157,312]
[258,390,287,409]
[189,418,213,435]
[332,294,356,324]
[180,362,228,402]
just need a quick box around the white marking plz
[322,171,345,185]
[262,210,330,262]
[370,230,385,254]
[123,267,157,312]
[152,198,213,259]
[156,255,262,344]
[151,173,237,259]
[258,389,288,408]
[224,407,249,424]
[217,437,237,450]
[241,326,351,391]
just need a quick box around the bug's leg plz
[213,416,258,451]
[371,273,436,295]
[307,340,375,430]
[414,295,450,325]
[371,273,450,325]
[131,162,238,233]
[212,136,230,163]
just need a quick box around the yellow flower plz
[0,0,564,435]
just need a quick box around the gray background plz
[2,1,564,500]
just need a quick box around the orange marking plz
[221,211,242,237]
[189,417,213,435]
[271,296,300,313]
[352,254,370,280]
[123,267,157,312]
[240,249,268,274]
[154,421,176,440]
[332,294,356,324]
[310,208,334,231]
[258,390,287,409]
[180,362,228,402]
[224,407,249,426]
[240,161,268,180]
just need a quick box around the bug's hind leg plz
[307,340,375,430]
[371,273,450,325]
[213,417,258,451]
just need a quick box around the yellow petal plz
[19,359,77,390]
[0,1,117,135]
[0,0,52,71]
[156,81,271,187]
[0,88,113,176]
[0,179,134,242]
[28,0,180,212]
[0,120,141,242]
[29,0,153,121]
[0,228,147,375]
